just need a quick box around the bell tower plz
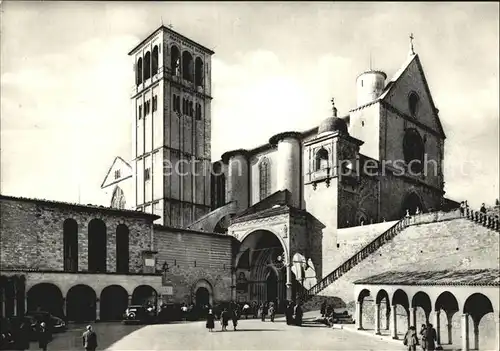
[129,26,214,227]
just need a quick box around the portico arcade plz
[354,270,500,351]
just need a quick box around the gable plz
[101,156,132,189]
[381,55,445,138]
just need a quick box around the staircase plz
[465,208,500,232]
[300,218,410,302]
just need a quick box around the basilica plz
[2,25,498,351]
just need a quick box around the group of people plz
[206,302,241,332]
[404,323,438,351]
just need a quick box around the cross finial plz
[168,22,173,29]
[409,33,415,55]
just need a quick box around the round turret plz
[221,149,249,212]
[356,70,387,107]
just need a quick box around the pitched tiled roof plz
[354,269,500,286]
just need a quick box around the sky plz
[1,2,499,209]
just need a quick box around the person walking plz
[82,325,98,351]
[404,326,419,351]
[480,203,487,214]
[242,303,250,319]
[38,322,50,351]
[268,302,276,322]
[320,300,327,318]
[220,308,229,331]
[231,309,239,331]
[425,323,437,351]
[259,303,266,322]
[206,309,215,332]
[419,324,428,351]
[285,301,294,325]
[294,302,303,326]
[459,201,466,216]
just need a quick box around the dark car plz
[123,305,156,324]
[6,315,38,342]
[26,311,66,333]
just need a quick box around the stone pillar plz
[495,313,500,351]
[433,310,441,346]
[374,303,381,335]
[446,311,454,344]
[461,313,469,351]
[473,319,479,351]
[391,305,398,339]
[128,295,133,306]
[62,298,66,318]
[409,307,416,328]
[1,290,5,318]
[95,298,100,322]
[12,296,17,317]
[286,266,292,301]
[356,301,363,330]
[24,296,28,316]
[386,310,391,330]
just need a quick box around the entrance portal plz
[266,269,278,303]
[195,287,210,308]
[402,192,424,216]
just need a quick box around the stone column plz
[356,301,363,330]
[433,310,441,346]
[386,310,391,330]
[446,311,454,344]
[1,289,5,317]
[24,296,28,316]
[374,303,381,335]
[62,298,66,318]
[286,266,292,301]
[461,313,469,351]
[12,296,17,317]
[128,295,133,306]
[391,305,398,339]
[409,307,416,328]
[472,319,479,351]
[495,313,500,351]
[95,298,100,322]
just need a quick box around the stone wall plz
[0,197,156,274]
[154,225,234,304]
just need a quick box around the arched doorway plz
[100,285,128,321]
[195,287,210,308]
[402,192,424,216]
[132,285,157,307]
[27,283,64,318]
[237,230,287,305]
[66,285,96,322]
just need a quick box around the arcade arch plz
[66,284,96,322]
[100,285,128,321]
[27,283,64,318]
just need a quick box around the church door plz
[266,270,278,303]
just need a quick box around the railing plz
[465,208,500,232]
[300,218,410,302]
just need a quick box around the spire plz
[409,33,415,56]
[331,97,337,117]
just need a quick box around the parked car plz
[7,315,38,341]
[26,311,66,333]
[123,305,156,324]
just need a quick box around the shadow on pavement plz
[30,322,146,351]
[221,329,282,332]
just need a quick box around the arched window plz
[195,57,203,87]
[111,186,126,209]
[136,58,143,85]
[259,157,271,201]
[143,51,151,81]
[182,51,193,82]
[171,45,180,76]
[408,92,419,117]
[403,128,425,174]
[116,224,129,274]
[315,148,329,171]
[152,46,159,76]
[88,219,107,273]
[63,219,78,272]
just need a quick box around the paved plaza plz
[36,316,405,351]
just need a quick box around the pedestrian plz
[268,302,275,322]
[425,323,437,351]
[38,322,50,351]
[242,302,250,319]
[293,302,303,327]
[258,303,265,322]
[206,309,215,332]
[419,324,428,351]
[181,304,188,321]
[82,325,98,351]
[285,301,294,325]
[459,201,465,216]
[220,308,229,331]
[480,203,487,214]
[320,300,327,318]
[231,309,239,331]
[403,326,419,351]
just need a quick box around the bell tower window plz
[315,148,329,171]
